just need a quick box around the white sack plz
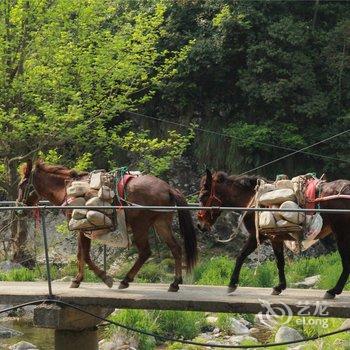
[98,186,115,202]
[86,197,113,214]
[276,220,299,228]
[72,209,88,220]
[279,201,305,224]
[69,218,91,230]
[67,197,86,207]
[259,211,276,228]
[90,172,104,190]
[259,189,295,206]
[275,180,294,190]
[87,210,112,227]
[67,181,90,197]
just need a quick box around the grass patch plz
[193,252,349,292]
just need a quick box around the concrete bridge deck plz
[1,282,350,318]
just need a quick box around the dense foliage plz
[1,0,349,200]
[145,0,350,178]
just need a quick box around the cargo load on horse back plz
[197,169,350,299]
[255,173,338,252]
[17,159,197,292]
[63,168,141,248]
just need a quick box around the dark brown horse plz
[17,159,197,292]
[197,170,350,299]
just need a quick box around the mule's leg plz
[324,233,350,299]
[271,240,286,295]
[154,217,183,292]
[228,234,258,294]
[119,224,151,289]
[70,232,85,288]
[80,233,113,288]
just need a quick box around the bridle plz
[197,180,222,221]
[18,167,37,206]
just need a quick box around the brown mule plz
[197,169,350,299]
[17,159,197,292]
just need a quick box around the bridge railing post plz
[40,207,53,298]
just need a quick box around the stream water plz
[0,318,54,350]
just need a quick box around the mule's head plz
[197,169,227,232]
[17,159,39,206]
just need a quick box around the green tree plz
[0,0,193,264]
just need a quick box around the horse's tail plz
[169,188,198,272]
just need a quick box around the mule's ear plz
[215,172,227,183]
[24,159,33,178]
[205,168,212,188]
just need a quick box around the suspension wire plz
[0,205,349,214]
[1,298,350,349]
[240,128,350,175]
[125,111,350,164]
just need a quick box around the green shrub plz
[155,310,206,339]
[137,262,170,283]
[107,309,159,350]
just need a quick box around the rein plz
[214,195,256,243]
[197,181,222,220]
[18,167,41,228]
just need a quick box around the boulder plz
[9,341,38,350]
[0,326,22,338]
[229,318,249,335]
[99,339,117,350]
[292,275,320,288]
[227,335,258,344]
[53,276,72,283]
[206,316,218,325]
[339,319,350,332]
[0,261,22,272]
[275,326,302,343]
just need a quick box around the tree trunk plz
[7,161,36,268]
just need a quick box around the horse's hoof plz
[103,275,114,288]
[70,280,80,288]
[323,291,336,300]
[227,285,237,295]
[168,284,179,292]
[271,288,282,295]
[118,281,129,289]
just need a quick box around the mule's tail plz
[169,189,198,272]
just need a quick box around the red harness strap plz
[198,181,222,219]
[117,174,136,205]
[305,179,320,212]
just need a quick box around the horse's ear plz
[215,172,227,183]
[24,159,33,178]
[205,168,212,188]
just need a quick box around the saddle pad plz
[305,179,319,212]
[117,174,136,204]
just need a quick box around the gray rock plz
[227,335,258,344]
[213,327,220,334]
[292,275,320,288]
[99,340,117,350]
[275,326,302,343]
[340,318,350,332]
[9,341,38,350]
[206,316,218,325]
[0,261,22,272]
[53,276,72,283]
[0,326,22,338]
[229,318,249,335]
[254,313,279,329]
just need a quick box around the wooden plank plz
[0,282,349,318]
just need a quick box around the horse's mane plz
[34,160,88,178]
[213,171,262,191]
[230,175,262,190]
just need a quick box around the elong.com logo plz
[257,299,329,329]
